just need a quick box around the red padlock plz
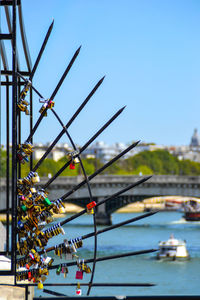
[28,271,32,281]
[70,162,76,170]
[75,270,83,280]
[86,201,96,210]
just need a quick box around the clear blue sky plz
[1,0,200,147]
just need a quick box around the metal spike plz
[43,106,125,188]
[60,141,140,200]
[50,45,81,100]
[31,76,105,168]
[17,20,54,97]
[30,20,54,80]
[40,210,157,255]
[59,176,152,226]
[49,248,158,270]
[82,210,158,240]
[26,46,81,142]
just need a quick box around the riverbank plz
[3,195,196,223]
[0,202,164,223]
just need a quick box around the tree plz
[0,148,6,177]
[117,150,200,176]
[1,148,200,178]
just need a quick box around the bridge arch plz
[1,175,200,224]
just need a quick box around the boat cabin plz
[157,234,189,260]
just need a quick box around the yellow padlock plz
[37,281,43,289]
[87,208,94,215]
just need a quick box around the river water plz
[34,211,200,297]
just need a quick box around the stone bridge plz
[1,175,200,224]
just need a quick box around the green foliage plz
[0,147,13,177]
[20,162,31,178]
[103,162,122,175]
[0,147,7,177]
[37,159,62,177]
[179,159,200,175]
[132,165,153,175]
[1,148,200,177]
[78,158,96,175]
[121,150,180,175]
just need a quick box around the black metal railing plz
[0,1,156,298]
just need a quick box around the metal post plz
[30,86,33,169]
[6,77,10,254]
[11,0,17,279]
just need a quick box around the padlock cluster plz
[17,142,33,164]
[17,80,32,115]
[17,249,53,269]
[16,164,93,291]
[17,81,55,117]
[17,172,65,242]
[16,168,67,288]
[16,81,92,292]
[54,238,83,260]
[55,263,68,278]
[76,259,91,279]
[55,258,91,295]
[54,239,86,278]
[16,266,49,286]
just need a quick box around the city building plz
[32,143,71,161]
[82,141,166,163]
[2,129,200,163]
[167,129,200,163]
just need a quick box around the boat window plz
[160,247,176,252]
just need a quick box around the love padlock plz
[76,283,82,296]
[75,270,83,280]
[76,288,82,296]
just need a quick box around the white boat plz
[157,234,189,260]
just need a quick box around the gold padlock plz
[31,172,40,184]
[87,208,94,215]
[37,281,43,289]
[84,265,91,273]
[17,103,26,112]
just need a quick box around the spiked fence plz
[0,1,156,298]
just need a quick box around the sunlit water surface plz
[34,211,200,297]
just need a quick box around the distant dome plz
[190,128,200,147]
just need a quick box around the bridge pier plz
[96,197,112,225]
[96,212,112,225]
